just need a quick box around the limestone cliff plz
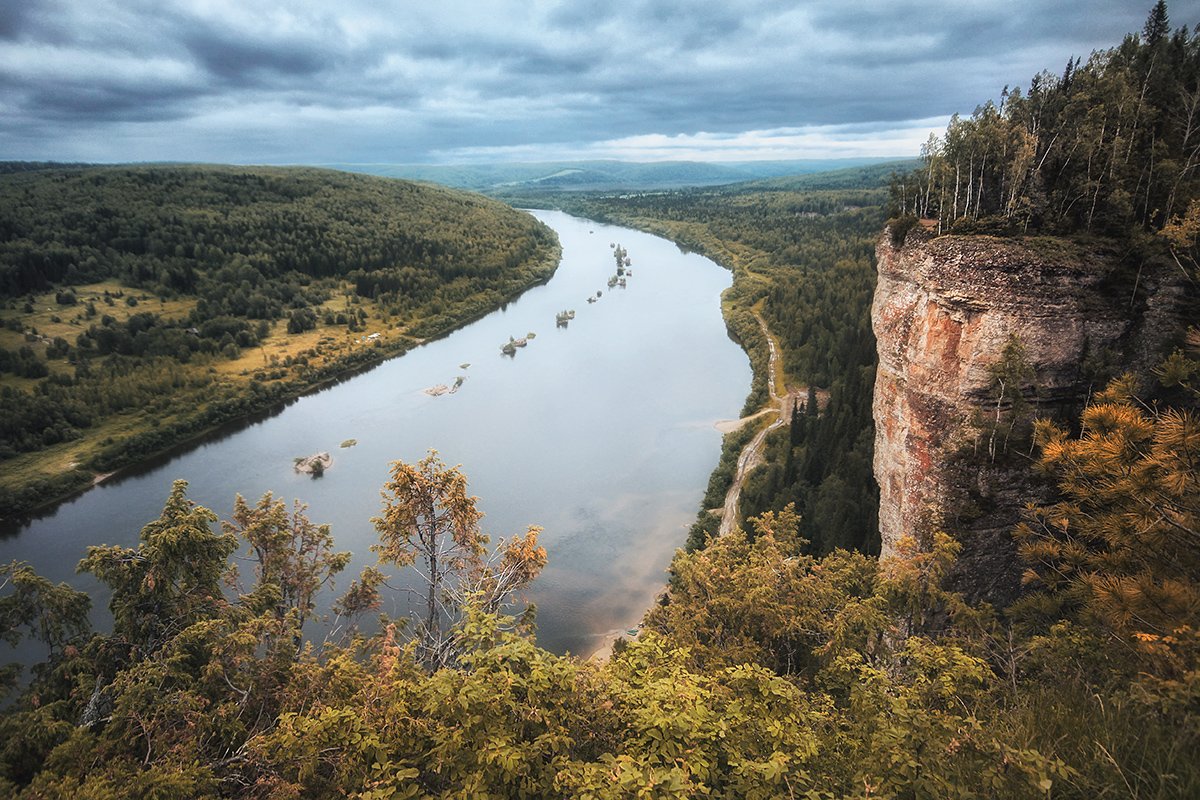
[872,224,1182,604]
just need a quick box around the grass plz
[0,281,194,352]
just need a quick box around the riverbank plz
[2,209,751,660]
[0,244,561,523]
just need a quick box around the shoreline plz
[0,247,561,525]
[585,604,656,664]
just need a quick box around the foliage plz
[892,3,1200,236]
[0,561,91,699]
[1014,378,1200,653]
[79,480,238,654]
[7,438,1198,797]
[968,335,1040,462]
[0,165,555,300]
[224,493,351,633]
[372,451,546,667]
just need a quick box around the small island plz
[293,452,333,476]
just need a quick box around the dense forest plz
[0,166,559,517]
[2,5,1200,797]
[891,0,1200,238]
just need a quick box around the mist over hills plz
[319,157,914,194]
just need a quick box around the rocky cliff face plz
[872,225,1182,604]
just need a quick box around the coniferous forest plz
[2,5,1200,798]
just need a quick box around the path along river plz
[0,210,751,658]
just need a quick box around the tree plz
[0,561,91,698]
[372,451,545,666]
[1014,377,1200,666]
[78,480,238,653]
[1144,0,1170,46]
[224,493,350,634]
[979,335,1037,460]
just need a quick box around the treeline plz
[570,187,883,554]
[0,165,554,306]
[892,1,1200,235]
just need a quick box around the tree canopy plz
[892,3,1200,236]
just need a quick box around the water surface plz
[1,211,750,656]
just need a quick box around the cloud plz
[0,0,1195,164]
[438,119,954,163]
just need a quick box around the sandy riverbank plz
[586,612,652,664]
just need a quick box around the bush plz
[887,214,919,246]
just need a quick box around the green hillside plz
[0,165,559,517]
[325,157,909,194]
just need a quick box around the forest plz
[890,0,1200,237]
[2,4,1199,797]
[0,166,560,517]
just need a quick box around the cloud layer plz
[0,0,1194,164]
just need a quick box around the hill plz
[0,165,560,517]
[322,157,910,194]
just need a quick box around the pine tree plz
[1144,0,1170,46]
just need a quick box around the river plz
[0,210,751,658]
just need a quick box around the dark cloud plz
[0,4,34,40]
[182,27,331,84]
[1,0,1198,163]
[23,82,202,122]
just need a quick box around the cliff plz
[872,224,1183,604]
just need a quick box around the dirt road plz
[718,312,799,538]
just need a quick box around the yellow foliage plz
[1016,379,1200,679]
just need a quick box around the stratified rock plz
[872,223,1182,605]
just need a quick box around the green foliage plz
[79,480,238,653]
[6,438,1197,797]
[0,165,560,516]
[224,493,350,631]
[893,3,1200,235]
[0,561,91,699]
[969,335,1040,462]
[372,451,547,668]
[0,165,554,300]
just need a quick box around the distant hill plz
[320,157,912,194]
[730,159,920,192]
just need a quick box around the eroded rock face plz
[872,226,1181,604]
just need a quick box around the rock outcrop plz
[872,224,1182,604]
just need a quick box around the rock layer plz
[872,225,1181,603]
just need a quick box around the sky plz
[1,0,1198,166]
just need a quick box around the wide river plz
[0,211,751,657]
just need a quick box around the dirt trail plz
[718,312,799,538]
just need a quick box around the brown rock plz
[872,225,1182,604]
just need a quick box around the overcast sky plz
[1,0,1197,165]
